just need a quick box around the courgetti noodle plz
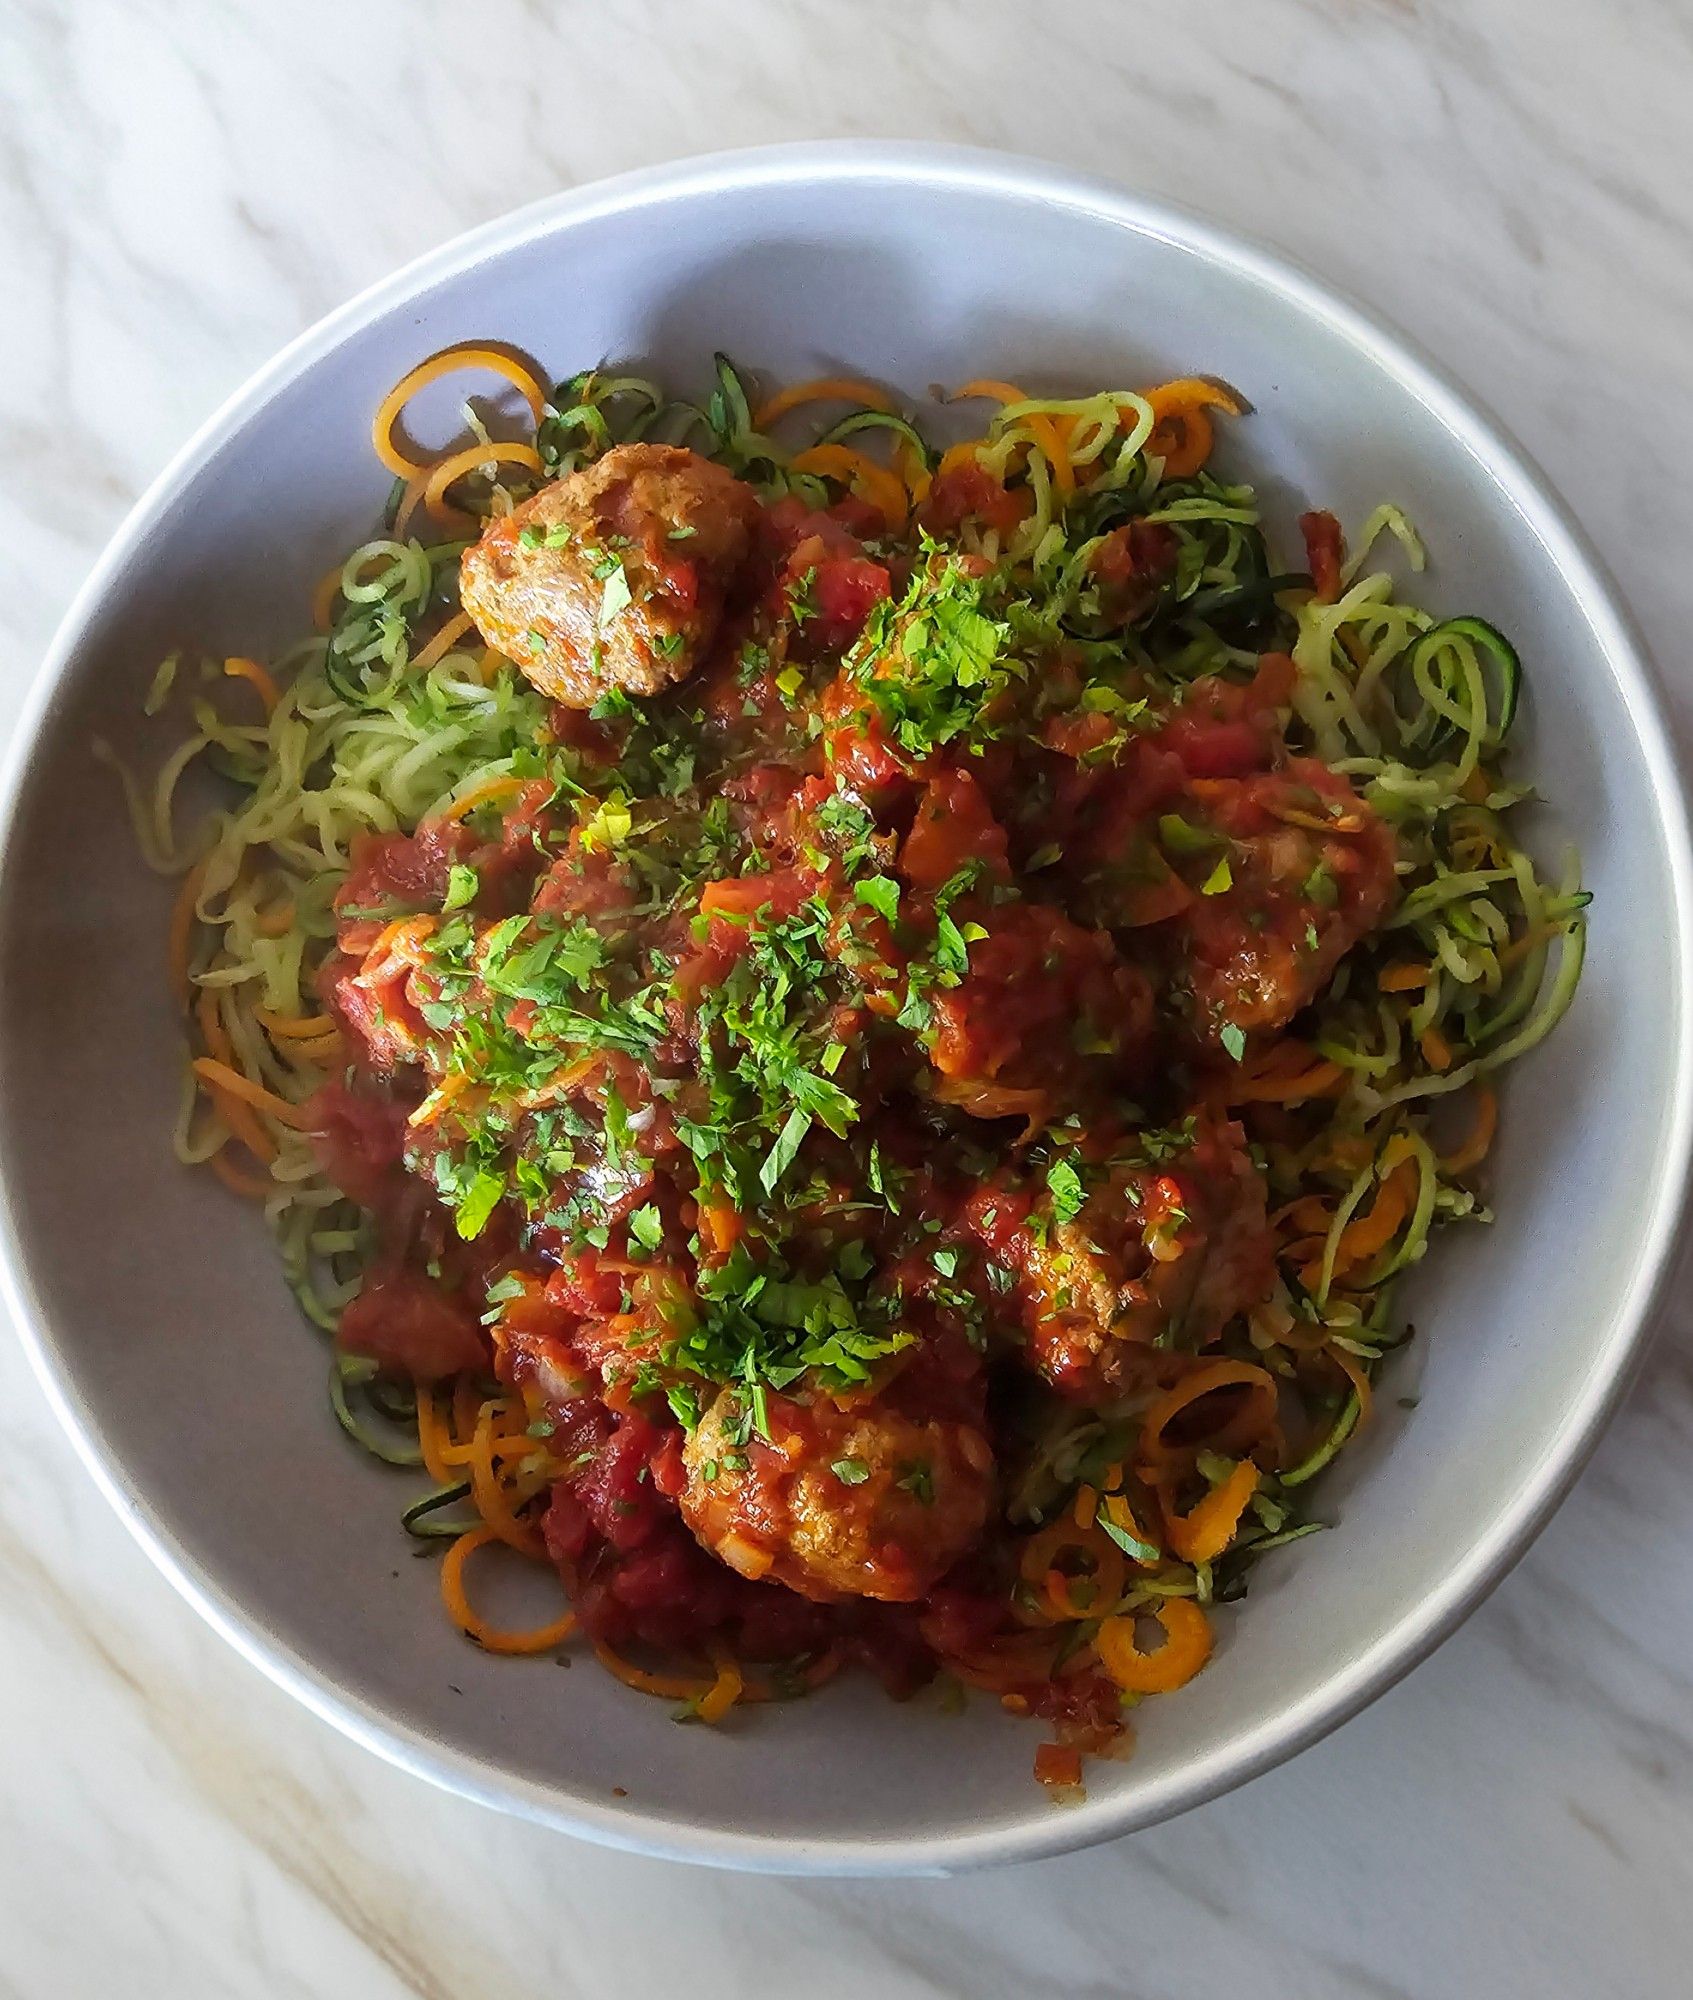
[118,347,1586,1791]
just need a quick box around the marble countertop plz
[6,0,1693,1992]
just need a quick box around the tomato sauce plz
[316,441,1400,1732]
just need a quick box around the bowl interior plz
[1,151,1684,1871]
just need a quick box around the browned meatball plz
[460,443,761,708]
[974,1118,1274,1403]
[678,1388,993,1603]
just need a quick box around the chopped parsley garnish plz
[849,557,1022,759]
[627,1202,664,1252]
[441,863,479,913]
[897,1461,935,1504]
[598,559,634,629]
[853,874,901,923]
[1045,1156,1087,1225]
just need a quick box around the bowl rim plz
[4,137,1691,1876]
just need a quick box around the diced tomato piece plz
[901,765,1011,889]
[308,1079,410,1209]
[1300,509,1344,604]
[1089,519,1180,624]
[808,555,891,647]
[544,1255,629,1321]
[920,463,1027,541]
[336,824,472,915]
[826,716,910,796]
[697,867,810,931]
[1041,709,1121,762]
[757,495,875,572]
[1161,716,1268,780]
[1034,1743,1085,1788]
[337,1266,487,1383]
[570,1412,674,1553]
[1249,650,1298,710]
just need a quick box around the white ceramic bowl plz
[4,143,1690,1875]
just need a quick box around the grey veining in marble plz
[3,0,1693,1993]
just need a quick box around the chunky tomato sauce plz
[313,439,1400,1734]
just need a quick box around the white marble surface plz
[4,0,1693,1992]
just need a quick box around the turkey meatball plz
[969,1118,1274,1403]
[460,443,760,707]
[679,1388,993,1603]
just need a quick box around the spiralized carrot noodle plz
[222,655,280,714]
[194,993,283,1165]
[788,443,909,531]
[190,1057,311,1132]
[592,1640,753,1719]
[1227,1056,1346,1105]
[1097,1598,1214,1694]
[1164,1459,1261,1564]
[412,611,475,671]
[1140,378,1245,480]
[953,376,1034,406]
[438,773,527,823]
[1100,1490,1161,1558]
[440,1525,577,1655]
[289,1032,343,1066]
[1309,1148,1418,1291]
[414,1391,458,1486]
[1232,1048,1352,1112]
[465,1403,547,1556]
[941,1636,1065,1693]
[1379,960,1433,992]
[895,438,932,507]
[255,1006,336,1040]
[937,438,989,481]
[753,376,894,427]
[422,440,545,526]
[372,346,549,481]
[393,476,431,542]
[698,1646,746,1725]
[1139,1360,1279,1465]
[1443,1083,1498,1174]
[1419,1024,1454,1071]
[1017,1516,1127,1622]
[1144,377,1247,422]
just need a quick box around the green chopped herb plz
[599,561,634,630]
[441,863,479,913]
[854,874,902,922]
[1046,1157,1086,1224]
[628,1203,664,1252]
